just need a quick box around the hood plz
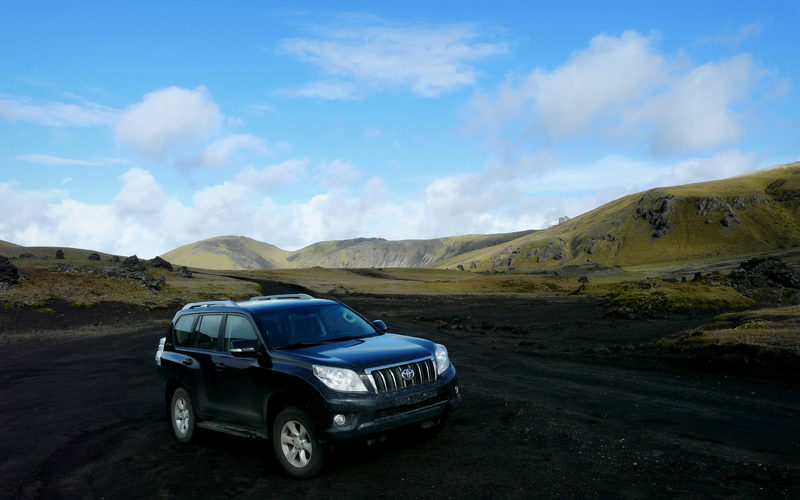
[284,333,435,370]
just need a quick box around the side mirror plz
[230,339,258,356]
[372,320,388,333]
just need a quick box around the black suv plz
[155,294,460,478]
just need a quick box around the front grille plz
[368,358,436,393]
[375,393,447,420]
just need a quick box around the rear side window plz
[194,314,223,350]
[223,315,259,352]
[174,315,196,347]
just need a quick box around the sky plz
[1,1,798,258]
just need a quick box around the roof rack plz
[249,294,315,302]
[181,300,237,310]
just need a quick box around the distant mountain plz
[161,236,290,270]
[160,231,536,270]
[443,161,800,272]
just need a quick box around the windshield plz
[256,303,379,349]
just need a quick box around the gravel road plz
[1,294,798,499]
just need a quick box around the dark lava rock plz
[111,255,120,263]
[0,256,20,289]
[19,253,34,259]
[635,193,676,238]
[124,270,166,291]
[51,263,78,274]
[149,256,173,271]
[140,274,166,291]
[121,255,145,272]
[536,241,566,263]
[578,276,589,283]
[729,257,800,302]
[88,253,101,261]
[55,249,65,260]
[176,266,193,278]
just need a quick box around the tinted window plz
[174,315,196,347]
[194,314,222,350]
[224,315,259,352]
[256,304,378,349]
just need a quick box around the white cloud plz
[180,133,268,168]
[15,154,101,166]
[653,150,760,187]
[631,55,754,155]
[14,154,130,167]
[700,22,763,49]
[0,96,118,127]
[470,30,762,156]
[232,158,310,192]
[315,159,362,189]
[279,20,507,99]
[115,86,224,159]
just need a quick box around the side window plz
[174,315,196,347]
[224,315,259,352]
[194,314,222,350]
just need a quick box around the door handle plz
[214,362,226,370]
[182,358,193,366]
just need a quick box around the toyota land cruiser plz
[155,294,460,478]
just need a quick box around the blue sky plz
[1,1,798,257]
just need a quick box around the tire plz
[170,387,195,442]
[272,406,324,479]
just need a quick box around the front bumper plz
[318,367,461,441]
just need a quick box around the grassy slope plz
[441,162,800,271]
[1,245,259,308]
[161,230,535,270]
[0,240,22,253]
[161,235,290,270]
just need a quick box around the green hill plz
[160,231,536,270]
[441,161,800,272]
[285,231,536,268]
[161,236,290,270]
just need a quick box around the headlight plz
[313,365,368,392]
[434,344,450,375]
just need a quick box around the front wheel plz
[170,387,195,442]
[272,406,324,479]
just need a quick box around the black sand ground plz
[1,293,798,499]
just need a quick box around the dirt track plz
[1,294,799,499]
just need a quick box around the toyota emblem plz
[401,368,415,381]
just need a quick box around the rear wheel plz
[272,406,324,478]
[170,388,195,442]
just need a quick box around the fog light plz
[455,386,459,394]
[333,414,346,426]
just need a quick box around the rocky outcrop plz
[121,255,145,272]
[177,266,193,278]
[536,241,566,263]
[88,253,101,261]
[729,257,800,303]
[149,256,173,271]
[0,256,20,291]
[635,193,676,238]
[696,197,741,227]
[55,249,64,259]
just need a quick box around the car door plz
[180,313,224,417]
[210,313,271,426]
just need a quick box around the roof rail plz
[181,300,237,310]
[249,293,315,302]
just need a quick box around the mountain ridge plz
[159,161,800,271]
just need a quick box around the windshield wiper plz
[275,341,328,350]
[275,334,369,350]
